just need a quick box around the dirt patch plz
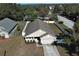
[0,38,9,44]
[0,37,43,56]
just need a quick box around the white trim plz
[26,29,47,37]
[22,21,30,37]
[43,21,55,23]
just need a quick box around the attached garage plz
[41,34,56,44]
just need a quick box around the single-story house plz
[57,15,75,29]
[23,19,62,44]
[0,18,17,38]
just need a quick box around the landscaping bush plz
[58,21,63,24]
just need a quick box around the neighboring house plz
[23,19,59,44]
[57,15,75,29]
[0,18,17,38]
[38,16,50,20]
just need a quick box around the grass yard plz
[57,46,69,56]
[58,23,70,29]
[49,23,62,35]
[0,37,43,56]
[17,21,26,31]
[11,21,26,37]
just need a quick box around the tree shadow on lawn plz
[53,42,77,56]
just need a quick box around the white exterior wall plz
[43,21,55,23]
[26,29,46,37]
[0,25,17,38]
[22,21,30,37]
[57,15,75,29]
[41,34,56,44]
[0,31,9,38]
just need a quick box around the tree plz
[70,20,79,55]
[74,20,79,32]
[0,3,25,21]
[53,5,64,14]
[24,8,37,20]
[72,20,79,42]
[36,7,49,17]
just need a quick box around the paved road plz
[43,45,60,56]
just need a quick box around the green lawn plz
[11,21,26,37]
[49,23,62,35]
[17,21,26,31]
[58,23,70,29]
[57,46,69,56]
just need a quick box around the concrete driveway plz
[43,45,60,56]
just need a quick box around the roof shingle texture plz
[0,18,16,33]
[25,19,55,36]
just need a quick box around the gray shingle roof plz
[25,19,55,36]
[0,18,16,33]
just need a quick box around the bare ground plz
[0,37,43,56]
